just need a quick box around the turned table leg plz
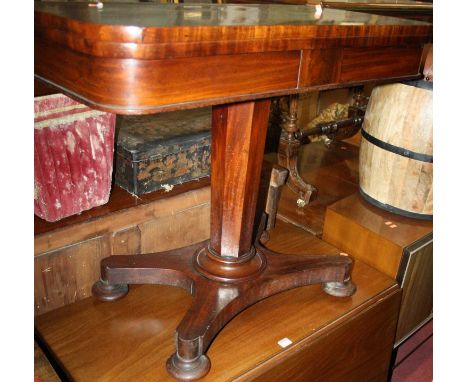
[277,94,317,207]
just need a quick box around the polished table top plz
[35,1,429,27]
[323,0,431,10]
[211,1,432,22]
[321,0,432,21]
[35,2,431,114]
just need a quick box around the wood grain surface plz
[339,46,423,83]
[35,235,110,315]
[36,41,300,113]
[34,185,211,315]
[34,185,211,256]
[246,291,400,382]
[34,181,210,237]
[323,192,432,278]
[35,221,400,382]
[322,193,432,345]
[359,83,433,216]
[35,4,431,59]
[210,101,271,257]
[395,237,433,344]
[34,160,281,315]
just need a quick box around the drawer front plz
[299,49,341,87]
[339,46,423,83]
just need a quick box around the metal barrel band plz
[361,128,433,163]
[359,188,433,221]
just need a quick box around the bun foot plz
[166,353,211,381]
[322,278,356,297]
[92,279,129,302]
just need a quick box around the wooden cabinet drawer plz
[339,46,423,82]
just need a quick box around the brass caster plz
[296,198,306,208]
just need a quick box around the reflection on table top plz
[323,0,430,6]
[35,1,431,27]
[321,0,432,18]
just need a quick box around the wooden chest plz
[115,108,211,195]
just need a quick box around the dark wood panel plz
[340,46,423,83]
[210,101,271,257]
[37,25,430,61]
[35,3,431,114]
[34,78,56,97]
[396,237,433,344]
[299,49,341,87]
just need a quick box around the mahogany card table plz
[35,2,431,380]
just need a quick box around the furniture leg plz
[259,164,288,243]
[94,235,355,380]
[92,99,356,381]
[277,94,317,207]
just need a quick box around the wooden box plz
[115,108,211,195]
[322,192,433,345]
[34,94,116,222]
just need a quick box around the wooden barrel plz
[359,82,432,220]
